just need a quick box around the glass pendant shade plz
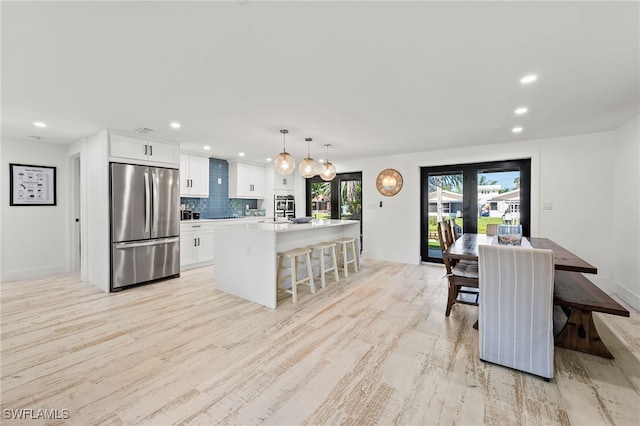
[320,162,336,181]
[298,137,317,178]
[274,152,295,175]
[320,143,336,181]
[274,129,295,175]
[299,157,317,178]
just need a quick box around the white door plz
[196,228,215,263]
[189,156,210,197]
[110,135,148,162]
[147,139,180,165]
[180,231,197,267]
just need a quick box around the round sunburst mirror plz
[376,168,403,196]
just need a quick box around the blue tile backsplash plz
[181,158,258,219]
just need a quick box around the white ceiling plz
[2,1,638,165]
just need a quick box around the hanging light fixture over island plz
[319,143,336,181]
[274,129,295,175]
[298,137,317,178]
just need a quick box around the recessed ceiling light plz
[512,127,523,133]
[266,157,272,162]
[520,74,538,84]
[203,145,211,150]
[514,107,528,115]
[33,121,47,128]
[238,152,245,157]
[170,122,181,129]
[319,159,325,164]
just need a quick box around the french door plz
[420,159,530,262]
[306,172,363,247]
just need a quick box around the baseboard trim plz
[1,264,68,283]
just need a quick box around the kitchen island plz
[215,219,360,308]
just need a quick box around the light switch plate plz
[543,202,552,210]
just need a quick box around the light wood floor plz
[1,259,639,425]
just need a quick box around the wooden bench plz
[553,271,630,359]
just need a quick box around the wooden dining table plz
[444,233,629,359]
[444,233,598,273]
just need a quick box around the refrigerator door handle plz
[152,169,158,233]
[144,171,151,233]
[114,237,179,249]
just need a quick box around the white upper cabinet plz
[109,132,180,166]
[180,155,210,197]
[228,161,265,199]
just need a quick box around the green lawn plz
[427,217,506,249]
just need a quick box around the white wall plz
[612,116,640,308]
[1,138,69,281]
[86,130,110,292]
[338,129,639,310]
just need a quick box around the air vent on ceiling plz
[132,127,154,134]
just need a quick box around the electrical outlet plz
[543,202,552,210]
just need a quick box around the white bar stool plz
[308,241,340,288]
[334,237,359,278]
[276,247,315,303]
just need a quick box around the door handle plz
[149,145,153,156]
[144,171,150,233]
[114,237,179,249]
[144,145,148,156]
[197,237,201,246]
[151,170,158,233]
[194,238,197,247]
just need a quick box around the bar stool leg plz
[350,241,359,273]
[343,243,350,278]
[331,245,340,282]
[290,256,298,303]
[306,252,316,293]
[318,248,327,289]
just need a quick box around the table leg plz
[554,307,614,359]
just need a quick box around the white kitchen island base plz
[215,220,360,308]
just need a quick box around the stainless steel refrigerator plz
[110,163,180,290]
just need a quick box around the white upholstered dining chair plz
[478,244,555,380]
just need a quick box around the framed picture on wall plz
[9,163,57,206]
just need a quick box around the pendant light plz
[298,137,317,178]
[319,143,336,181]
[274,129,295,175]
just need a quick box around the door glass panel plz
[427,172,463,259]
[310,181,331,219]
[339,179,362,220]
[477,169,521,234]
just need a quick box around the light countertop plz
[221,219,360,233]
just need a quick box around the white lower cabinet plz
[180,222,215,269]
